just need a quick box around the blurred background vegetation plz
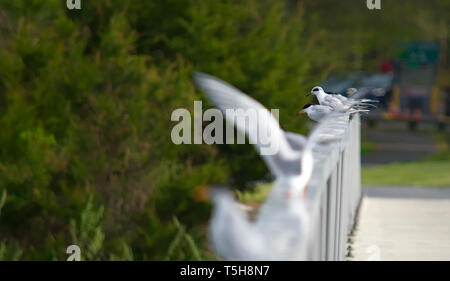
[0,0,448,260]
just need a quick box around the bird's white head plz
[307,86,324,97]
[297,103,313,115]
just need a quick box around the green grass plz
[362,161,450,187]
[362,130,450,187]
[235,183,272,204]
[239,132,450,194]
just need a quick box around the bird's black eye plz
[312,88,319,92]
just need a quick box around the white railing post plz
[305,113,362,261]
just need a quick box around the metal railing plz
[207,111,362,261]
[305,114,362,260]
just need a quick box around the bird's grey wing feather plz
[333,94,347,102]
[194,72,301,177]
[284,132,307,150]
[322,95,343,109]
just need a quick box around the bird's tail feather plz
[349,109,370,114]
[360,98,379,103]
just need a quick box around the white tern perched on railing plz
[298,103,370,122]
[307,86,377,112]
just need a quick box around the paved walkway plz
[350,186,450,261]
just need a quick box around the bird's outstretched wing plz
[194,72,301,177]
[284,132,307,151]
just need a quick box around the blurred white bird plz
[194,72,344,260]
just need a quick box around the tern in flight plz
[194,72,345,260]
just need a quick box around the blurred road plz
[351,186,450,261]
[362,120,440,166]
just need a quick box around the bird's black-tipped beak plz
[306,92,312,96]
[297,110,304,115]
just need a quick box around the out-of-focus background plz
[0,0,448,260]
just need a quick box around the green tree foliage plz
[0,0,314,260]
[69,195,105,260]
